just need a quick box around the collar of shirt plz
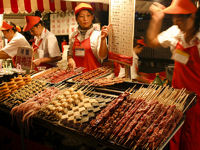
[195,31,200,42]
[12,32,19,40]
[176,29,200,48]
[8,32,20,43]
[75,26,95,42]
[34,28,47,44]
[176,27,200,56]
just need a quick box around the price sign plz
[16,47,33,70]
[109,0,135,57]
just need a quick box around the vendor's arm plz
[67,56,76,70]
[146,2,166,48]
[33,56,61,66]
[1,33,31,59]
[0,50,11,59]
[67,36,76,70]
[33,34,62,66]
[133,45,143,54]
[98,25,111,59]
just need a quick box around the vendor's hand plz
[68,58,76,71]
[101,24,112,39]
[133,45,144,54]
[149,2,166,20]
[33,59,42,67]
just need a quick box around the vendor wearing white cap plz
[68,3,110,72]
[0,21,30,64]
[146,0,200,149]
[23,16,61,68]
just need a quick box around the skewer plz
[55,83,65,88]
[180,94,188,105]
[78,84,88,91]
[126,85,136,94]
[59,84,69,90]
[132,145,137,150]
[174,88,186,103]
[165,89,179,105]
[177,94,188,111]
[82,84,92,92]
[156,86,170,103]
[84,87,94,96]
[143,143,149,150]
[145,85,164,102]
[183,95,196,113]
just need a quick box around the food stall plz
[0,0,198,150]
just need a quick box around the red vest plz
[72,33,100,72]
[170,42,200,150]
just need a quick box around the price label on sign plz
[16,47,33,70]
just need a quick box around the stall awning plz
[0,0,109,14]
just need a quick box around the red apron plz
[170,42,200,150]
[72,33,101,72]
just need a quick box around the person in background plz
[114,37,145,78]
[0,21,30,64]
[23,16,61,69]
[67,3,110,72]
[16,26,21,33]
[131,37,146,79]
[146,0,200,149]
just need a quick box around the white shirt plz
[2,32,31,57]
[68,26,107,62]
[34,28,61,59]
[131,52,139,79]
[158,25,200,55]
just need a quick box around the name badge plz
[75,48,85,57]
[172,49,190,64]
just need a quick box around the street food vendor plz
[146,0,200,149]
[23,16,61,68]
[67,3,110,72]
[0,21,30,64]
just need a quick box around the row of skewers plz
[32,66,125,87]
[32,67,80,84]
[6,82,112,128]
[72,66,113,83]
[37,84,113,129]
[0,74,195,150]
[84,85,194,150]
[0,75,32,102]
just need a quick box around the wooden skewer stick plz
[183,95,196,113]
[177,94,189,111]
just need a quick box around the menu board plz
[109,0,135,57]
[69,13,78,36]
[50,13,77,35]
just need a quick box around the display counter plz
[0,68,197,150]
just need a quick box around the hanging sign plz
[108,0,135,65]
[50,13,70,35]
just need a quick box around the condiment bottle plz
[152,73,163,86]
